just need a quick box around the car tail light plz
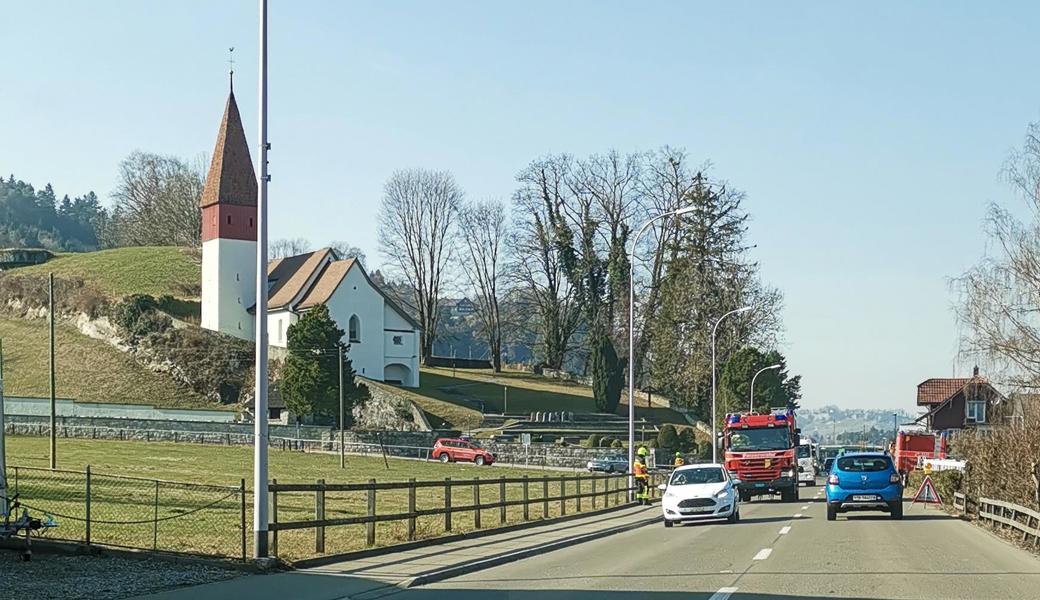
[890,473,901,484]
[827,474,839,485]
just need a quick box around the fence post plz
[444,478,452,532]
[559,476,566,516]
[240,478,247,562]
[152,479,159,550]
[591,475,597,509]
[473,477,481,529]
[576,477,582,512]
[522,476,529,521]
[499,477,506,525]
[367,478,376,546]
[271,478,279,556]
[542,476,549,518]
[85,465,92,546]
[315,479,326,554]
[407,479,417,541]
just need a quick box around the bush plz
[657,424,679,450]
[583,434,601,449]
[956,402,1040,509]
[678,428,698,454]
[611,438,624,449]
[907,470,962,505]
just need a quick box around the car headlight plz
[664,491,676,499]
[714,489,730,499]
[783,468,795,478]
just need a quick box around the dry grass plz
[17,247,201,299]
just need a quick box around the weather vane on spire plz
[228,46,235,91]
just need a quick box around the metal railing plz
[7,465,247,560]
[978,496,1040,548]
[267,472,662,561]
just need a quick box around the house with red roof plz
[915,367,1005,431]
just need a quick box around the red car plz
[432,438,495,466]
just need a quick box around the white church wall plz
[267,311,297,348]
[201,237,256,340]
[324,265,385,382]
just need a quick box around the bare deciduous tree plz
[458,199,508,371]
[328,241,367,266]
[270,237,312,259]
[956,122,1040,388]
[110,151,204,247]
[378,169,461,362]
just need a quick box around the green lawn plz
[17,246,201,299]
[0,315,208,407]
[419,367,689,426]
[6,436,629,562]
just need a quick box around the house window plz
[967,401,986,424]
[249,217,254,227]
[227,215,232,225]
[349,315,361,343]
[393,335,403,346]
[278,319,283,342]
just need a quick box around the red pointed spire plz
[200,90,257,208]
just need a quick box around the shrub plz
[657,424,679,450]
[678,427,698,453]
[584,434,602,448]
[907,470,962,505]
[611,438,624,449]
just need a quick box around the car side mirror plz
[732,479,743,487]
[657,484,668,492]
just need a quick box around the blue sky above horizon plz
[4,1,1040,410]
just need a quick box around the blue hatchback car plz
[825,452,903,521]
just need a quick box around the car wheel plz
[439,453,451,463]
[727,508,739,524]
[664,519,674,528]
[475,455,486,466]
[739,490,752,503]
[826,504,837,521]
[890,501,903,520]
[781,487,799,503]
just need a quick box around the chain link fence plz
[8,466,246,560]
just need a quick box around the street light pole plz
[253,0,270,560]
[711,306,752,463]
[748,364,782,413]
[628,206,696,499]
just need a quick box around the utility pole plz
[503,386,508,415]
[0,338,8,518]
[339,345,345,469]
[253,0,271,560]
[49,272,56,469]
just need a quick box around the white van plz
[797,438,816,486]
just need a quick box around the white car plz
[659,463,741,527]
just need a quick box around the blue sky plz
[4,1,1040,410]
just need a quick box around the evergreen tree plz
[281,306,369,424]
[719,346,802,415]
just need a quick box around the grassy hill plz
[18,246,201,299]
[0,315,209,408]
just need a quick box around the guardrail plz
[267,472,662,560]
[978,496,1040,548]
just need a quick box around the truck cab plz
[796,437,817,486]
[723,409,800,503]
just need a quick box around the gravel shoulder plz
[0,550,242,600]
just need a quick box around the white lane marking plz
[709,587,739,600]
[794,513,802,518]
[800,505,809,510]
[719,569,733,574]
[779,526,791,535]
[753,548,773,560]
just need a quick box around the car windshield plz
[670,468,726,485]
[729,428,792,451]
[837,456,891,472]
[796,445,811,458]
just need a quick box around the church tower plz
[200,77,257,340]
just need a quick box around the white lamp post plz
[627,205,696,499]
[749,364,781,413]
[711,306,751,462]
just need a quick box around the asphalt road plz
[419,485,1040,600]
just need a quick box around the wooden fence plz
[978,496,1040,548]
[267,472,659,557]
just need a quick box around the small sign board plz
[911,475,943,507]
[521,433,531,447]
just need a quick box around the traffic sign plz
[521,433,531,447]
[911,475,943,507]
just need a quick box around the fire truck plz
[893,430,947,478]
[723,409,800,502]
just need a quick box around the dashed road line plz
[709,587,739,600]
[779,526,791,535]
[800,505,809,510]
[753,548,773,560]
[794,513,802,518]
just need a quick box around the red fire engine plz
[893,431,947,477]
[723,409,801,502]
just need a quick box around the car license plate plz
[755,483,765,488]
[852,494,876,502]
[683,506,713,513]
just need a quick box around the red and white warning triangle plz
[911,475,943,506]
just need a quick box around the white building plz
[199,82,421,388]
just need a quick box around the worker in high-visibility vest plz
[633,446,651,505]
[674,451,685,467]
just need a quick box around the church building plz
[199,81,420,388]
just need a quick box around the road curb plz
[401,512,660,588]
